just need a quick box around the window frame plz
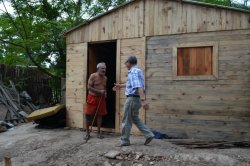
[173,42,218,80]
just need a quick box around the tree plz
[195,0,250,10]
[0,0,127,77]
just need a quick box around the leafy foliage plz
[195,0,250,10]
[0,0,248,78]
[0,0,127,77]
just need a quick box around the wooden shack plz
[64,0,250,140]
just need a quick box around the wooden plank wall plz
[66,0,250,44]
[144,0,250,36]
[119,37,146,134]
[66,0,144,44]
[66,43,87,128]
[146,29,250,141]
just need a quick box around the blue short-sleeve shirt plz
[125,66,145,96]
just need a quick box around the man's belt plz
[126,94,140,98]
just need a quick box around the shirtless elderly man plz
[84,62,107,140]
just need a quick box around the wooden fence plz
[0,64,61,106]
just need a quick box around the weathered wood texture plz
[146,29,250,141]
[66,0,250,44]
[66,0,144,44]
[118,37,146,134]
[66,43,87,128]
[144,0,250,36]
[177,46,213,76]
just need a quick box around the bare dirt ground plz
[0,123,250,166]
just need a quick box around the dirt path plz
[0,123,249,166]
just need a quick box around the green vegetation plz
[195,0,250,10]
[0,0,248,78]
[0,0,127,78]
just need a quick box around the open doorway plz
[87,41,116,129]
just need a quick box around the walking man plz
[84,62,107,140]
[113,56,154,146]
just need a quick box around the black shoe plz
[115,143,131,147]
[144,137,153,145]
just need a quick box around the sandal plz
[97,134,104,139]
[84,134,91,141]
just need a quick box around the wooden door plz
[116,37,146,134]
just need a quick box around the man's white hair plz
[97,62,106,69]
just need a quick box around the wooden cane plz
[90,94,104,132]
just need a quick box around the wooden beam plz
[115,39,121,133]
[4,157,12,166]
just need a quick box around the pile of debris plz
[102,150,166,166]
[0,81,37,131]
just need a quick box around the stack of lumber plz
[168,140,250,149]
[0,81,37,127]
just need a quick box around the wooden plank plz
[117,8,123,39]
[240,13,250,29]
[183,47,190,75]
[116,39,121,133]
[196,47,205,75]
[120,37,146,134]
[189,47,197,75]
[147,113,250,123]
[146,106,250,117]
[190,4,198,32]
[186,4,192,33]
[0,86,19,112]
[66,42,87,128]
[147,122,250,133]
[205,47,212,74]
[181,1,187,33]
[67,110,83,128]
[141,36,146,122]
[4,157,12,166]
[148,117,250,129]
[144,0,154,36]
[153,0,159,35]
[177,48,184,75]
[0,104,8,121]
[175,1,183,33]
[139,0,144,37]
[168,140,250,149]
[212,42,219,78]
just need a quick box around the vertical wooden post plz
[140,36,146,123]
[115,39,121,133]
[82,42,88,129]
[4,157,12,166]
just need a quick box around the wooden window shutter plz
[177,46,213,76]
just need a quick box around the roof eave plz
[61,0,140,36]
